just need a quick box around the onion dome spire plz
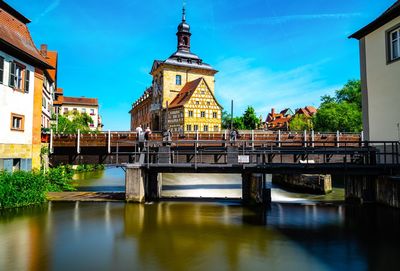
[177,2,191,52]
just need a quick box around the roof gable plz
[350,1,400,39]
[0,3,52,69]
[169,78,202,108]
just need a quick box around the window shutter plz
[9,62,16,87]
[0,57,4,84]
[24,70,30,93]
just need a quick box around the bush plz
[0,166,76,209]
[75,164,105,172]
[46,166,75,192]
[0,171,47,209]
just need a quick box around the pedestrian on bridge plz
[144,127,152,141]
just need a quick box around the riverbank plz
[0,166,75,209]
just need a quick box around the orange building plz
[265,108,293,131]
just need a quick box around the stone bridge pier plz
[125,164,162,203]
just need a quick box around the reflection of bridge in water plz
[48,131,400,206]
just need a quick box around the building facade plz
[61,96,103,131]
[350,2,400,141]
[130,8,222,132]
[129,87,152,130]
[0,1,53,170]
[168,78,222,132]
[39,44,58,130]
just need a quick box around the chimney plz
[40,44,48,57]
[271,108,275,116]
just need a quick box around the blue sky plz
[7,0,397,130]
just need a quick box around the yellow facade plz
[168,79,222,133]
[152,65,216,108]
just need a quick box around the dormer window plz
[389,26,400,62]
[176,75,182,85]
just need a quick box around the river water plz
[1,169,399,271]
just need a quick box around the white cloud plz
[214,57,340,118]
[34,0,60,23]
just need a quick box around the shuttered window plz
[24,70,30,93]
[0,57,4,84]
[9,62,16,87]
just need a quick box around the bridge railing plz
[126,140,400,167]
[49,130,362,148]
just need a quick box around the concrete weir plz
[125,164,271,205]
[272,174,332,194]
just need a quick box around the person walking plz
[144,127,152,141]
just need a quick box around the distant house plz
[294,106,317,118]
[350,1,400,141]
[61,97,103,131]
[265,108,293,131]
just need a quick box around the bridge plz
[47,131,400,207]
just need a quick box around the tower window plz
[183,36,188,46]
[176,75,182,85]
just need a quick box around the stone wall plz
[376,176,400,208]
[272,174,332,194]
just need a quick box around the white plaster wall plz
[60,105,100,130]
[42,79,54,128]
[0,51,34,144]
[365,16,400,141]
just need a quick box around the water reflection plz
[1,202,400,271]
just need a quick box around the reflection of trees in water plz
[123,203,274,271]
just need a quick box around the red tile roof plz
[45,50,58,82]
[169,78,203,108]
[0,2,52,69]
[63,96,98,106]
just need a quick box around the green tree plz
[314,102,362,132]
[335,79,361,108]
[221,110,231,129]
[232,117,245,130]
[52,111,95,134]
[314,79,362,132]
[242,106,260,130]
[290,114,313,131]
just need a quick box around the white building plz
[39,44,58,130]
[350,1,400,141]
[61,96,103,130]
[0,1,53,170]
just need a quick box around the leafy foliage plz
[290,114,313,131]
[314,80,362,132]
[0,166,76,209]
[0,171,47,209]
[75,164,105,172]
[52,111,95,134]
[221,110,232,129]
[242,106,260,130]
[46,166,75,192]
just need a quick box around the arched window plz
[183,36,188,46]
[176,75,182,85]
